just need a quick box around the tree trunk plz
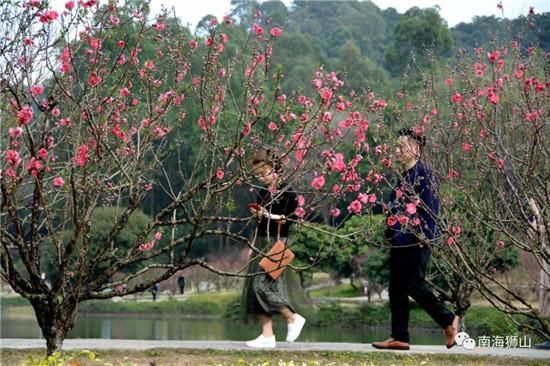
[454,284,473,318]
[30,296,78,355]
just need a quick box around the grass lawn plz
[309,283,361,298]
[1,349,547,366]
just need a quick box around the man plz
[372,128,459,350]
[177,274,186,295]
[151,282,160,301]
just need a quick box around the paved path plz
[2,339,548,360]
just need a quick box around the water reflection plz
[1,307,442,344]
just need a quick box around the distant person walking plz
[241,149,306,349]
[372,128,458,351]
[361,278,371,302]
[177,275,185,295]
[151,283,160,301]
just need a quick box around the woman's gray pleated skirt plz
[240,236,296,320]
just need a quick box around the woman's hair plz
[251,148,282,173]
[398,128,426,153]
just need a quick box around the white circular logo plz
[455,331,470,346]
[463,337,476,350]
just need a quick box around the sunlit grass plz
[1,349,546,366]
[309,283,360,298]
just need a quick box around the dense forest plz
[217,0,549,92]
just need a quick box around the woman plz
[241,149,306,348]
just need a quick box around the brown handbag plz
[259,221,295,280]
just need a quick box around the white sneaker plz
[245,334,276,348]
[286,313,306,342]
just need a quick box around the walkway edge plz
[1,339,548,359]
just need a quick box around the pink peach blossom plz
[319,87,332,101]
[398,215,409,225]
[58,118,72,127]
[27,157,43,176]
[311,175,326,190]
[450,92,462,103]
[406,203,417,215]
[37,148,48,160]
[270,27,282,37]
[294,207,306,218]
[461,143,473,152]
[89,38,102,50]
[39,10,58,23]
[358,193,369,204]
[387,215,398,226]
[6,150,21,167]
[252,23,264,36]
[368,194,377,203]
[53,176,65,187]
[30,85,44,96]
[17,105,33,125]
[8,127,23,138]
[347,200,362,214]
[447,170,459,180]
[223,15,233,25]
[88,72,102,87]
[74,144,89,167]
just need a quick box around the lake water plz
[1,306,443,344]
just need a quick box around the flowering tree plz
[384,37,549,337]
[0,0,389,354]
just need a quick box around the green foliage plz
[452,16,511,50]
[466,306,519,336]
[258,0,289,26]
[337,40,388,92]
[452,13,550,52]
[308,283,361,298]
[224,296,243,320]
[437,187,521,275]
[20,350,97,366]
[312,302,363,328]
[361,248,390,288]
[90,207,151,250]
[1,296,31,306]
[291,216,384,279]
[385,6,452,77]
[79,293,239,316]
[311,302,525,336]
[41,207,154,281]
